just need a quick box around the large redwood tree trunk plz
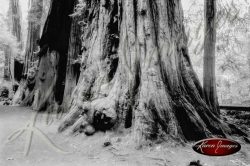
[57,0,246,143]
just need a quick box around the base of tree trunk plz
[57,0,248,144]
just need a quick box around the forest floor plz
[0,106,249,166]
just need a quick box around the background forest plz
[0,0,249,105]
[183,0,250,105]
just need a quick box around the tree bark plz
[23,0,43,75]
[12,0,43,105]
[203,0,219,115]
[62,14,82,110]
[57,0,247,143]
[4,45,11,81]
[8,0,22,44]
[5,0,22,82]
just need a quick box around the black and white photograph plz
[0,0,249,165]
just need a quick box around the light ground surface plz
[0,106,249,166]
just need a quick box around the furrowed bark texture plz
[203,0,219,115]
[57,0,248,142]
[12,0,43,106]
[62,14,82,110]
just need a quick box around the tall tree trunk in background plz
[31,0,75,111]
[248,37,250,71]
[58,0,245,142]
[3,45,11,81]
[5,0,22,81]
[23,0,43,76]
[203,0,219,115]
[8,0,22,44]
[12,0,43,105]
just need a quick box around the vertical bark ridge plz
[63,11,82,110]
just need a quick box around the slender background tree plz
[203,0,219,114]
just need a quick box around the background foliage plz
[183,0,250,105]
